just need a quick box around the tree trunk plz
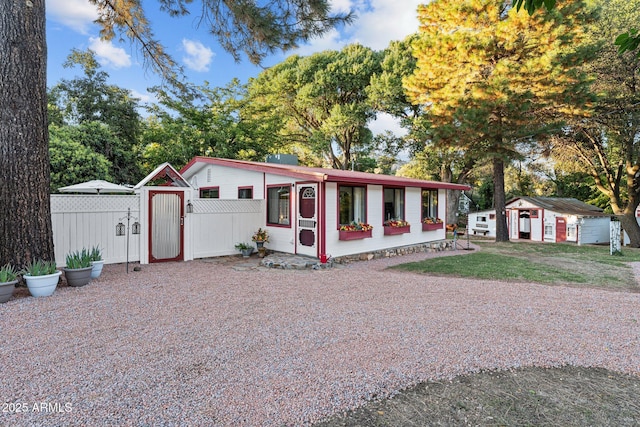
[0,0,55,267]
[493,157,509,242]
[446,189,460,225]
[618,212,640,248]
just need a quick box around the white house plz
[50,158,470,266]
[467,197,611,245]
[175,157,470,260]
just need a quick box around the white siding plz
[264,175,297,254]
[467,209,497,237]
[325,185,447,258]
[578,217,611,245]
[191,164,266,199]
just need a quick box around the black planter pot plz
[64,266,93,287]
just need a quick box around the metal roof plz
[507,197,609,217]
[180,157,471,191]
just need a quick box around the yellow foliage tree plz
[404,0,596,241]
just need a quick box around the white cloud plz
[369,113,407,136]
[89,37,132,69]
[130,89,155,104]
[46,0,100,34]
[297,0,424,54]
[182,39,215,72]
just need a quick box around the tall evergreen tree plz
[369,37,477,224]
[0,0,53,267]
[404,0,596,241]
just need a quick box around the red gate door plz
[149,191,184,262]
[555,217,567,242]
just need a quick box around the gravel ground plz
[1,247,639,426]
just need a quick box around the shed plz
[467,197,611,245]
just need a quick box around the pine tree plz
[404,0,596,241]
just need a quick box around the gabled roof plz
[507,197,609,217]
[135,163,192,189]
[180,157,470,191]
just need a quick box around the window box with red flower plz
[338,222,373,241]
[422,217,444,231]
[383,219,410,235]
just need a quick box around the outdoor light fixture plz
[116,207,139,273]
[186,200,193,214]
[115,222,126,236]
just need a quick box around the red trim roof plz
[180,157,470,191]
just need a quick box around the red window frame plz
[238,186,253,199]
[199,186,219,199]
[266,184,292,228]
[383,186,406,223]
[337,184,368,228]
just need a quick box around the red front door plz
[555,217,567,242]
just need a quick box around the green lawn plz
[392,241,640,291]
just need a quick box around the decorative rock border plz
[331,240,454,265]
[260,240,455,270]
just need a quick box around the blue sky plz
[46,0,426,133]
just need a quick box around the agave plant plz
[89,245,103,262]
[22,260,58,277]
[65,248,92,269]
[0,263,18,282]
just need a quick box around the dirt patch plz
[315,366,640,426]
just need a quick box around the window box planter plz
[422,222,444,231]
[384,225,411,235]
[339,229,372,241]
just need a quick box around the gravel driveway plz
[1,248,639,426]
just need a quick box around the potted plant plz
[338,222,373,241]
[22,260,61,297]
[423,217,444,231]
[89,245,104,279]
[252,228,270,249]
[64,248,93,287]
[383,218,411,235]
[235,242,254,258]
[0,263,19,303]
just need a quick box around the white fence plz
[189,199,264,259]
[51,194,265,266]
[51,195,141,266]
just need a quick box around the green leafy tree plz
[404,0,596,241]
[141,80,282,173]
[0,0,350,268]
[246,44,382,169]
[549,0,640,245]
[49,50,143,184]
[49,125,113,192]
